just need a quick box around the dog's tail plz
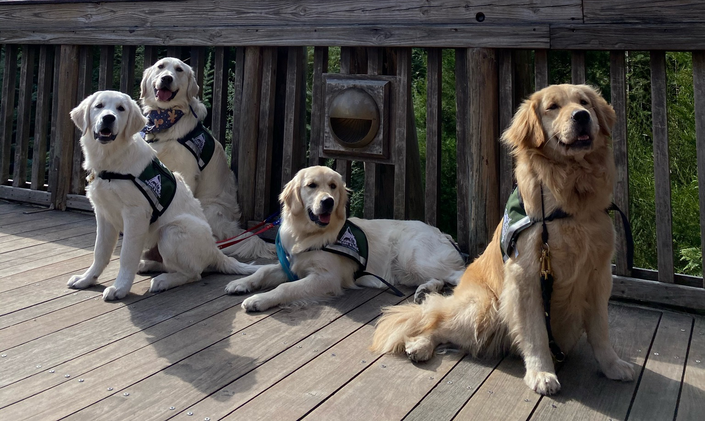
[211,252,259,276]
[371,299,435,355]
[220,234,276,260]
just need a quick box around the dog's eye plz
[307,183,318,189]
[580,99,589,106]
[95,103,103,109]
[547,103,559,110]
[157,64,164,69]
[175,67,183,72]
[330,183,337,190]
[117,105,125,112]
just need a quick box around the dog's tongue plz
[318,213,331,224]
[578,134,590,141]
[156,88,173,102]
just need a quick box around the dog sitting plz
[225,165,466,312]
[140,57,275,260]
[371,84,635,395]
[67,91,258,301]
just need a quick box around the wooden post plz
[498,49,515,206]
[611,51,631,277]
[237,46,262,224]
[190,46,206,100]
[534,49,549,90]
[0,44,18,185]
[12,45,36,188]
[281,46,307,187]
[571,51,586,84]
[32,45,54,190]
[425,48,443,227]
[70,45,93,195]
[393,48,411,220]
[254,47,278,221]
[212,47,230,146]
[119,45,136,96]
[693,51,705,287]
[309,47,329,167]
[98,46,114,91]
[231,47,245,173]
[50,45,80,210]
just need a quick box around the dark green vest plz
[177,123,216,171]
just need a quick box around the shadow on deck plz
[0,200,703,421]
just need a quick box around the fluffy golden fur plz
[225,165,466,312]
[371,84,635,395]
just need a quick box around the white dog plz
[140,57,275,260]
[225,165,466,312]
[68,90,258,301]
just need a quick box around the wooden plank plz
[629,312,693,421]
[584,1,705,24]
[237,46,261,223]
[425,47,442,226]
[551,24,705,50]
[70,45,92,195]
[62,288,383,420]
[211,46,230,145]
[166,45,182,58]
[308,46,328,166]
[0,44,17,184]
[677,315,705,421]
[0,220,92,253]
[534,49,549,90]
[47,44,60,191]
[362,47,384,219]
[611,51,631,277]
[393,47,411,220]
[530,304,662,420]
[254,47,277,221]
[31,44,54,190]
[0,233,95,269]
[650,51,675,284]
[694,51,705,288]
[281,46,307,186]
[334,47,354,191]
[143,45,157,68]
[174,289,413,420]
[0,1,580,29]
[0,208,87,239]
[498,48,515,207]
[118,44,135,95]
[571,50,586,84]
[612,275,705,311]
[97,45,114,90]
[0,184,51,206]
[190,46,205,99]
[405,355,502,421]
[230,46,245,172]
[12,44,36,188]
[455,48,470,252]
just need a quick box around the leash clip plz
[540,243,552,278]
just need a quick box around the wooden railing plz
[1,0,705,311]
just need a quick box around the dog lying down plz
[225,165,466,312]
[371,84,635,395]
[67,90,258,301]
[140,57,275,260]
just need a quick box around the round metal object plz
[328,88,380,148]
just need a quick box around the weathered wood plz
[611,51,631,277]
[48,44,60,192]
[534,49,549,90]
[190,46,205,99]
[334,47,354,188]
[254,47,278,221]
[455,48,470,252]
[11,45,36,188]
[211,46,230,145]
[142,45,157,68]
[570,50,586,84]
[650,51,675,284]
[0,44,17,184]
[98,45,114,90]
[498,48,515,206]
[425,47,442,226]
[49,45,79,210]
[31,45,54,190]
[612,275,705,311]
[363,47,385,219]
[630,312,693,421]
[677,315,705,421]
[584,1,705,24]
[281,46,307,186]
[70,45,92,195]
[393,47,411,220]
[308,46,328,166]
[551,24,705,50]
[237,46,262,224]
[166,45,182,59]
[694,51,705,288]
[230,47,245,172]
[0,184,52,206]
[118,44,135,95]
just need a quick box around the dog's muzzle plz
[154,87,178,102]
[308,208,331,226]
[94,128,117,143]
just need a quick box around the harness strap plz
[607,202,634,270]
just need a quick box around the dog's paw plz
[102,285,128,301]
[242,295,271,312]
[602,358,635,381]
[149,275,174,293]
[405,337,435,362]
[414,287,430,304]
[225,280,251,295]
[524,370,561,395]
[67,273,97,289]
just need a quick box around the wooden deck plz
[0,199,703,421]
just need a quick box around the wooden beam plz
[12,45,36,188]
[281,46,307,187]
[551,24,705,51]
[612,275,705,312]
[31,45,54,190]
[393,48,411,220]
[119,44,136,95]
[211,47,230,146]
[534,49,549,90]
[571,50,586,84]
[308,47,328,166]
[694,51,705,288]
[254,47,278,221]
[498,49,515,207]
[70,45,92,195]
[237,46,262,224]
[98,45,114,90]
[611,51,631,277]
[425,47,442,227]
[0,44,18,184]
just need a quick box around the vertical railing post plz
[237,46,262,224]
[611,51,631,277]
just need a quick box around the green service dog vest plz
[177,123,215,171]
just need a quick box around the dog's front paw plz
[602,358,635,381]
[225,279,251,295]
[242,295,272,312]
[524,370,561,395]
[149,275,174,293]
[405,336,435,362]
[102,285,129,301]
[67,273,97,289]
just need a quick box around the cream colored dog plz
[140,57,274,260]
[68,90,258,301]
[371,84,635,395]
[225,165,466,312]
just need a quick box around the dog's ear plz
[140,65,156,102]
[280,171,304,216]
[70,92,95,135]
[126,97,148,136]
[335,182,350,222]
[187,65,200,99]
[501,94,545,151]
[584,86,617,137]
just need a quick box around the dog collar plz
[96,158,177,224]
[141,108,185,138]
[275,231,299,282]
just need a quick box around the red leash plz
[216,213,280,250]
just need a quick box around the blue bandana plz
[141,108,185,137]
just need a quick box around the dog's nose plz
[572,110,591,126]
[321,197,334,212]
[161,75,173,84]
[102,114,116,124]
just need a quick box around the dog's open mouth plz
[308,208,331,226]
[154,88,178,102]
[561,133,592,150]
[94,128,117,143]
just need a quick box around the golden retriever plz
[140,57,275,260]
[371,84,635,395]
[225,165,466,312]
[68,91,257,300]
